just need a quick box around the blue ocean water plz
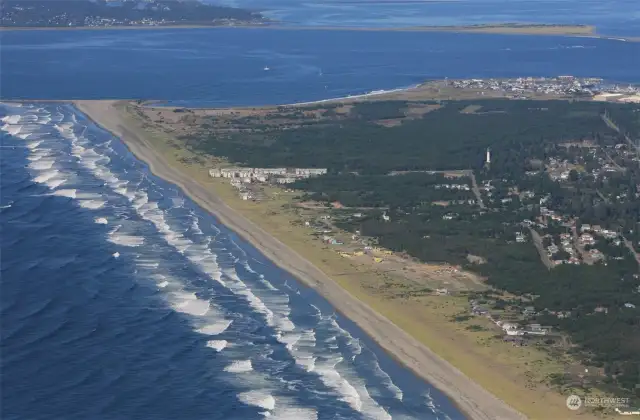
[0,103,459,419]
[1,28,639,107]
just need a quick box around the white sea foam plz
[52,189,77,199]
[28,157,55,171]
[190,217,203,234]
[370,358,404,401]
[221,246,389,418]
[257,274,279,291]
[171,291,210,316]
[206,340,228,352]
[1,115,21,124]
[35,169,70,189]
[78,199,107,210]
[34,169,59,183]
[224,360,253,373]
[35,107,394,419]
[136,258,159,269]
[38,116,52,125]
[295,354,317,372]
[271,403,318,420]
[311,314,397,417]
[95,217,109,224]
[197,320,233,335]
[27,140,42,149]
[108,226,145,247]
[1,122,22,136]
[237,391,276,411]
[171,197,185,208]
[108,233,144,247]
[112,252,120,258]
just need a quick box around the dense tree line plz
[194,99,634,175]
[294,173,473,208]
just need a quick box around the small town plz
[0,0,266,28]
[447,76,640,103]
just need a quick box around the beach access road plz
[74,100,526,420]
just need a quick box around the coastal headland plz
[69,79,639,419]
[73,99,525,420]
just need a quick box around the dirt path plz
[622,236,640,268]
[469,171,486,209]
[602,113,640,165]
[529,228,554,269]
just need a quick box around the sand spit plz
[73,99,526,420]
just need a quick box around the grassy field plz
[119,101,608,419]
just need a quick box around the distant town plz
[0,0,266,28]
[447,76,640,103]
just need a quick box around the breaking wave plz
[0,103,459,419]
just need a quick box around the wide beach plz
[74,100,526,420]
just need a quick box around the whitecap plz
[108,227,145,247]
[1,115,21,124]
[295,355,317,372]
[206,340,228,352]
[52,189,77,199]
[171,196,185,208]
[237,391,276,411]
[197,320,233,335]
[78,199,107,210]
[171,292,210,316]
[224,360,253,373]
[271,405,318,420]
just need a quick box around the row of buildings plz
[209,167,328,184]
[434,183,471,191]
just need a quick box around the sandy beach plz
[74,99,527,420]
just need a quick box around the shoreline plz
[2,22,637,42]
[73,99,526,420]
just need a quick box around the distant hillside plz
[0,0,266,28]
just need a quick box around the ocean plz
[1,27,639,420]
[1,28,639,107]
[0,103,458,419]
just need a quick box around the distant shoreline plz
[2,22,637,42]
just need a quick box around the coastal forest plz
[189,98,640,399]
